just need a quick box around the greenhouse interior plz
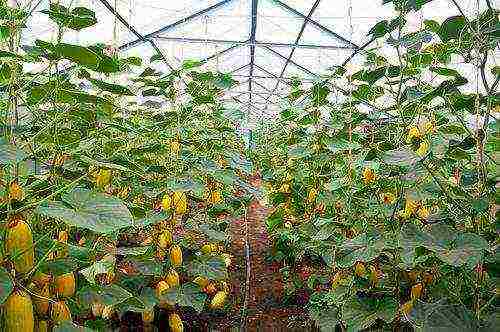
[0,0,498,331]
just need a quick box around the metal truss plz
[97,0,364,117]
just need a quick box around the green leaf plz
[36,188,134,234]
[343,295,398,331]
[182,59,202,69]
[41,4,97,31]
[187,256,228,280]
[80,255,115,284]
[439,16,467,42]
[326,139,362,154]
[54,321,95,332]
[0,267,14,304]
[408,301,478,331]
[56,43,100,69]
[337,232,388,267]
[162,283,207,313]
[0,138,27,165]
[430,66,460,77]
[90,79,133,95]
[383,147,419,166]
[41,258,80,276]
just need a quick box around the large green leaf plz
[439,16,468,42]
[162,283,207,313]
[187,256,228,280]
[407,301,479,331]
[41,4,97,30]
[36,188,134,234]
[336,232,390,267]
[0,267,13,304]
[342,295,398,331]
[90,79,133,96]
[56,43,100,69]
[80,255,115,284]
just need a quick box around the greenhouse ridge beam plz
[153,36,352,50]
[271,0,359,49]
[248,0,258,115]
[96,0,175,71]
[263,46,318,78]
[119,0,235,51]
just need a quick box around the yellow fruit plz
[201,243,217,254]
[158,231,173,249]
[203,283,217,295]
[307,188,318,203]
[406,126,422,142]
[278,183,290,193]
[362,168,376,185]
[417,206,430,219]
[354,262,366,277]
[9,181,24,201]
[161,194,171,211]
[380,192,396,204]
[4,290,35,332]
[6,220,35,274]
[58,231,68,243]
[424,121,435,134]
[53,272,76,298]
[51,300,71,323]
[193,276,209,288]
[96,169,112,188]
[156,280,170,298]
[172,192,188,215]
[210,291,227,309]
[209,191,223,204]
[369,266,379,286]
[142,309,154,324]
[102,305,114,319]
[169,313,184,332]
[170,245,183,267]
[411,283,423,300]
[31,283,50,316]
[35,320,49,332]
[32,271,52,288]
[416,140,429,157]
[170,140,181,155]
[401,300,414,315]
[91,301,104,317]
[166,270,180,287]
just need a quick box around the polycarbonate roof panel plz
[17,0,494,118]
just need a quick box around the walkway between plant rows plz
[214,176,317,331]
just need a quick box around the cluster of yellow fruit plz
[362,167,376,185]
[406,121,435,157]
[400,269,434,315]
[397,197,430,220]
[161,191,188,215]
[4,219,75,331]
[193,276,229,310]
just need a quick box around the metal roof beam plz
[270,0,358,49]
[248,0,258,115]
[262,46,319,78]
[97,0,175,71]
[119,0,235,50]
[153,36,353,50]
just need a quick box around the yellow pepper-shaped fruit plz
[170,140,181,155]
[411,283,423,300]
[172,192,188,215]
[416,140,429,157]
[166,270,180,287]
[156,280,170,298]
[4,290,35,332]
[278,183,291,194]
[354,262,366,277]
[53,272,76,298]
[307,188,318,203]
[51,300,72,323]
[406,126,422,142]
[193,276,209,288]
[221,253,232,267]
[210,291,227,309]
[201,243,217,254]
[170,245,183,267]
[417,206,430,219]
[161,194,171,211]
[169,313,184,332]
[142,309,154,324]
[96,169,112,188]
[158,231,173,249]
[209,191,223,204]
[35,320,49,332]
[6,219,35,274]
[91,301,104,317]
[362,167,376,185]
[9,181,24,201]
[401,300,414,315]
[380,192,396,204]
[31,282,50,316]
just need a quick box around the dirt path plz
[213,177,316,331]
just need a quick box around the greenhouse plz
[0,0,498,331]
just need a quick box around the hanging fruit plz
[168,313,184,332]
[354,262,366,277]
[5,218,35,274]
[161,193,172,211]
[95,169,112,188]
[30,283,50,316]
[166,270,180,287]
[155,280,170,298]
[307,188,317,203]
[210,291,227,309]
[8,181,24,201]
[158,230,173,249]
[142,309,154,324]
[4,290,35,332]
[170,245,183,267]
[411,283,423,300]
[209,190,223,204]
[193,276,209,288]
[53,272,76,298]
[172,192,188,215]
[51,300,72,323]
